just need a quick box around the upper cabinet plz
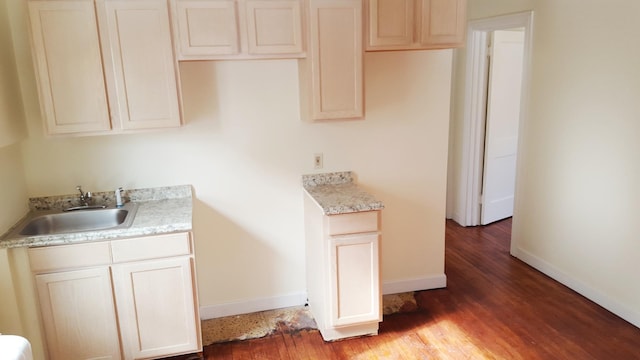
[27,0,182,136]
[172,0,305,60]
[366,0,466,51]
[299,0,363,121]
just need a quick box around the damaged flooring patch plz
[201,306,317,345]
[201,292,418,346]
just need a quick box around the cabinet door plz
[306,0,363,120]
[113,257,200,359]
[28,0,112,135]
[367,0,414,49]
[174,0,240,57]
[419,0,466,47]
[329,233,381,327]
[35,267,121,360]
[98,0,181,130]
[245,0,303,55]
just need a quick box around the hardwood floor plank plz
[190,218,640,360]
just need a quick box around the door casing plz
[453,11,533,253]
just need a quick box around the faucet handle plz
[115,187,124,207]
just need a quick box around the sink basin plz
[18,202,138,236]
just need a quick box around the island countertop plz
[302,172,384,215]
[0,185,192,249]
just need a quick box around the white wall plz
[0,0,29,338]
[450,0,640,327]
[6,3,453,315]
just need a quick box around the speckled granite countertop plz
[302,172,384,215]
[0,185,192,248]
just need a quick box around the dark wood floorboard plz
[189,218,640,359]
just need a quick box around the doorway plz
[480,28,525,225]
[451,11,533,250]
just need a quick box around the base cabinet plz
[304,193,381,341]
[28,232,201,360]
[113,257,200,359]
[35,267,121,360]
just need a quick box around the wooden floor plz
[200,219,640,359]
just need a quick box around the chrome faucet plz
[76,185,92,206]
[115,187,124,207]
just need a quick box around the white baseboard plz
[382,274,447,295]
[199,275,448,320]
[514,247,640,329]
[199,292,307,320]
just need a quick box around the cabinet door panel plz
[330,233,380,327]
[99,0,181,130]
[367,0,414,48]
[113,257,200,359]
[307,0,363,120]
[245,0,303,54]
[35,268,121,360]
[28,0,111,134]
[175,0,240,57]
[419,0,466,46]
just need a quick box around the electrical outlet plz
[314,153,323,169]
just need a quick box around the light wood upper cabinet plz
[174,0,240,56]
[366,0,466,51]
[299,0,363,121]
[27,0,182,136]
[28,0,112,134]
[367,0,414,48]
[418,0,466,47]
[245,0,303,55]
[98,0,182,131]
[173,0,304,60]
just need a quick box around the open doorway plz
[450,11,533,252]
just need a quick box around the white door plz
[480,29,525,225]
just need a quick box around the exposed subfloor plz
[201,292,418,345]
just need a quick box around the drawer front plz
[111,232,192,263]
[28,241,111,273]
[327,211,379,236]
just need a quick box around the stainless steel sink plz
[18,202,138,236]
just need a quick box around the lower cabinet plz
[29,232,201,360]
[35,267,121,360]
[304,193,382,341]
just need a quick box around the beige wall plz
[5,3,452,315]
[0,0,29,339]
[0,0,25,148]
[450,0,640,327]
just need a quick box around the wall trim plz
[199,275,448,320]
[382,274,447,295]
[514,247,640,329]
[455,11,534,227]
[199,292,307,320]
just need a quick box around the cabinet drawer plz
[111,232,192,263]
[28,241,111,273]
[327,211,379,236]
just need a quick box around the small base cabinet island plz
[0,185,202,360]
[302,172,384,341]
